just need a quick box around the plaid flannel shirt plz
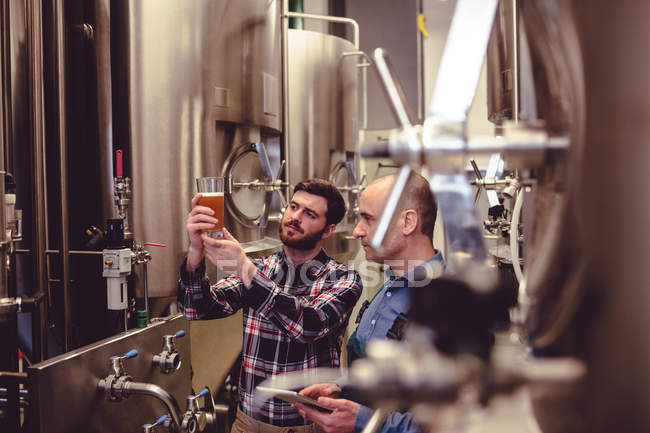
[177,249,362,426]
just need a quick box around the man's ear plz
[402,209,418,236]
[321,224,337,240]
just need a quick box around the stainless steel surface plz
[575,0,650,429]
[0,1,10,177]
[0,1,8,302]
[219,126,283,242]
[26,0,47,360]
[487,0,519,125]
[430,173,495,291]
[123,381,182,428]
[511,0,519,123]
[416,0,424,123]
[53,0,71,351]
[427,0,499,123]
[281,0,290,190]
[143,262,149,322]
[94,0,116,221]
[222,141,287,229]
[43,249,103,256]
[341,51,371,130]
[373,48,415,129]
[287,29,358,182]
[322,230,360,264]
[283,11,365,133]
[121,0,282,297]
[113,177,132,236]
[485,153,504,207]
[28,314,191,433]
[516,0,586,337]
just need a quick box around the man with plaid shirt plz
[178,178,362,432]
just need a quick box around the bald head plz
[366,172,437,241]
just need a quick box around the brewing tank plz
[118,4,359,299]
[287,29,359,184]
[119,0,283,298]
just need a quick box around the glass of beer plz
[196,177,225,239]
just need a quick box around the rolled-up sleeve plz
[177,258,247,320]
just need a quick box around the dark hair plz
[404,172,437,241]
[293,178,347,225]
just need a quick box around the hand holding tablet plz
[256,386,333,413]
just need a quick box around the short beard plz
[279,225,327,250]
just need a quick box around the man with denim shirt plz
[294,173,444,433]
[178,178,362,432]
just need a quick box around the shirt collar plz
[385,250,446,282]
[278,248,331,274]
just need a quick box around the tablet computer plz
[256,386,333,413]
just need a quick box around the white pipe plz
[510,188,524,283]
[284,12,359,49]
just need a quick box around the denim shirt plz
[348,252,446,433]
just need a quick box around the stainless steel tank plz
[120,0,283,298]
[486,0,519,125]
[120,5,360,298]
[287,29,359,184]
[287,28,361,253]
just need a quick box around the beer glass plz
[196,177,225,239]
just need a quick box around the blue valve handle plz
[174,330,185,338]
[155,414,167,425]
[124,349,138,359]
[197,388,209,398]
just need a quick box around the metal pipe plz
[26,0,48,362]
[284,11,365,129]
[0,0,8,301]
[143,262,149,323]
[123,381,182,428]
[93,0,116,220]
[53,0,71,351]
[16,249,104,256]
[0,388,29,397]
[1,0,12,176]
[373,48,415,128]
[281,0,290,190]
[46,249,103,256]
[510,187,524,283]
[362,64,368,129]
[284,12,359,49]
[512,0,519,123]
[416,0,424,122]
[0,397,29,408]
[342,51,371,130]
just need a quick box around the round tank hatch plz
[222,142,271,228]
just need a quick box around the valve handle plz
[197,388,209,398]
[174,330,185,338]
[116,150,124,178]
[124,349,138,359]
[155,414,167,425]
[144,242,167,248]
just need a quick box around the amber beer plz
[196,177,225,238]
[198,192,224,236]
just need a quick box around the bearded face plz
[279,218,328,250]
[278,191,331,251]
